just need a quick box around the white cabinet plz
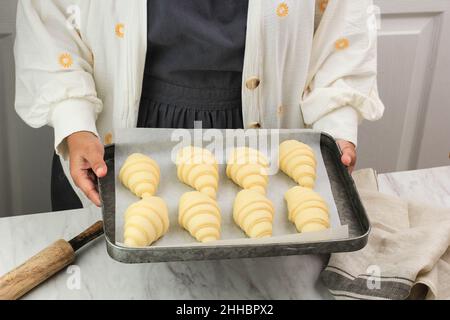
[358,0,450,172]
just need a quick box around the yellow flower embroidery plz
[319,0,329,12]
[277,106,285,115]
[335,38,350,50]
[276,3,289,17]
[115,23,125,38]
[59,53,73,69]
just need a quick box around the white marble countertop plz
[0,166,449,300]
[378,166,450,209]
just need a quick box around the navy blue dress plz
[138,0,248,129]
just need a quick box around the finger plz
[349,149,357,168]
[341,146,356,165]
[73,170,101,207]
[343,151,357,174]
[341,153,353,167]
[84,145,107,178]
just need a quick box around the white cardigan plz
[14,0,384,205]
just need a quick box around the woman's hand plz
[336,139,356,174]
[67,131,107,207]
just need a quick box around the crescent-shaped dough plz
[279,140,317,189]
[226,147,269,194]
[176,147,219,199]
[179,191,221,243]
[233,189,274,238]
[119,153,160,198]
[124,196,169,247]
[284,186,330,233]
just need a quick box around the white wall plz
[0,0,53,217]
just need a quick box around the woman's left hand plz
[336,140,357,174]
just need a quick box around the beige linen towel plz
[321,169,450,300]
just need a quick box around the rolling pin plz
[0,220,104,300]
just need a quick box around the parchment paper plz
[114,128,348,248]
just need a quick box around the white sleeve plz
[14,0,102,158]
[301,0,384,146]
[312,106,360,146]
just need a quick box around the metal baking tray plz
[99,132,370,263]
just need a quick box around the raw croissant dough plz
[176,146,219,199]
[233,189,274,238]
[284,186,330,233]
[124,196,170,247]
[279,140,317,189]
[119,153,160,198]
[179,191,221,242]
[120,153,169,247]
[226,147,269,194]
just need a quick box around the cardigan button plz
[245,77,260,90]
[104,132,113,145]
[277,106,284,115]
[248,122,261,129]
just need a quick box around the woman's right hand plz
[67,131,107,207]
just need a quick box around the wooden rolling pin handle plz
[0,221,104,300]
[69,220,104,251]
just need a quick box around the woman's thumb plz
[86,149,108,177]
[341,153,352,166]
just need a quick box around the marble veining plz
[378,166,450,209]
[1,166,448,299]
